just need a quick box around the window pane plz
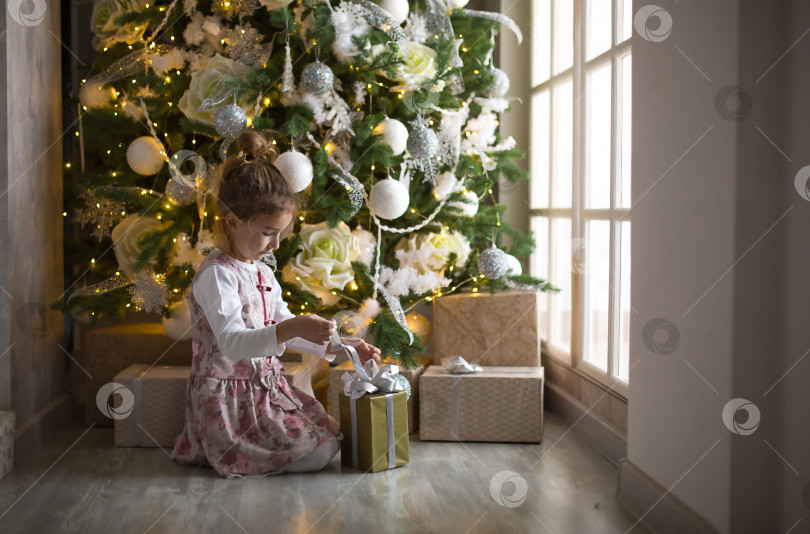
[586,0,612,61]
[531,89,550,209]
[531,216,550,340]
[621,0,632,42]
[550,218,572,352]
[552,79,572,208]
[553,0,573,74]
[586,63,612,209]
[532,0,551,85]
[584,220,610,371]
[620,54,632,208]
[616,221,631,381]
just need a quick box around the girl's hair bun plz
[236,130,278,165]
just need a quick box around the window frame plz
[530,0,632,398]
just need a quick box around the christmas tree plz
[55,0,558,369]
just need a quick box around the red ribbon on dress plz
[256,269,276,327]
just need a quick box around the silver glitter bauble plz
[165,178,197,206]
[482,67,510,98]
[213,104,247,138]
[301,61,334,95]
[393,374,411,400]
[477,246,509,280]
[406,123,439,159]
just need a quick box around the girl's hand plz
[337,339,381,365]
[284,314,335,345]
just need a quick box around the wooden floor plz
[0,411,649,534]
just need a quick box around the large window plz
[530,0,632,394]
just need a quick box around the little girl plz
[171,131,381,478]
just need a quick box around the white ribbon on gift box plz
[336,332,404,470]
[441,356,484,440]
[442,355,484,374]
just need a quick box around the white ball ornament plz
[448,190,479,217]
[373,118,408,156]
[162,297,192,340]
[79,80,117,109]
[373,0,409,24]
[504,253,523,276]
[369,178,410,220]
[483,67,511,98]
[127,136,167,175]
[274,150,314,192]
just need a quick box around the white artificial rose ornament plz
[385,41,444,92]
[178,54,253,125]
[395,231,471,276]
[111,214,168,274]
[90,0,149,51]
[281,221,361,306]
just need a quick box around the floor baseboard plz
[617,459,720,534]
[13,393,76,469]
[544,380,627,467]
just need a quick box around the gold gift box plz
[419,366,544,443]
[339,391,409,472]
[329,356,431,433]
[433,291,542,367]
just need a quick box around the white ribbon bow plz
[336,331,405,399]
[442,355,483,374]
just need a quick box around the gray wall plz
[3,0,71,465]
[630,0,805,531]
[499,0,810,531]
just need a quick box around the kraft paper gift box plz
[433,291,542,367]
[419,366,544,443]
[113,364,190,448]
[283,361,315,398]
[0,411,14,479]
[329,356,431,433]
[339,391,409,472]
[84,323,192,426]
